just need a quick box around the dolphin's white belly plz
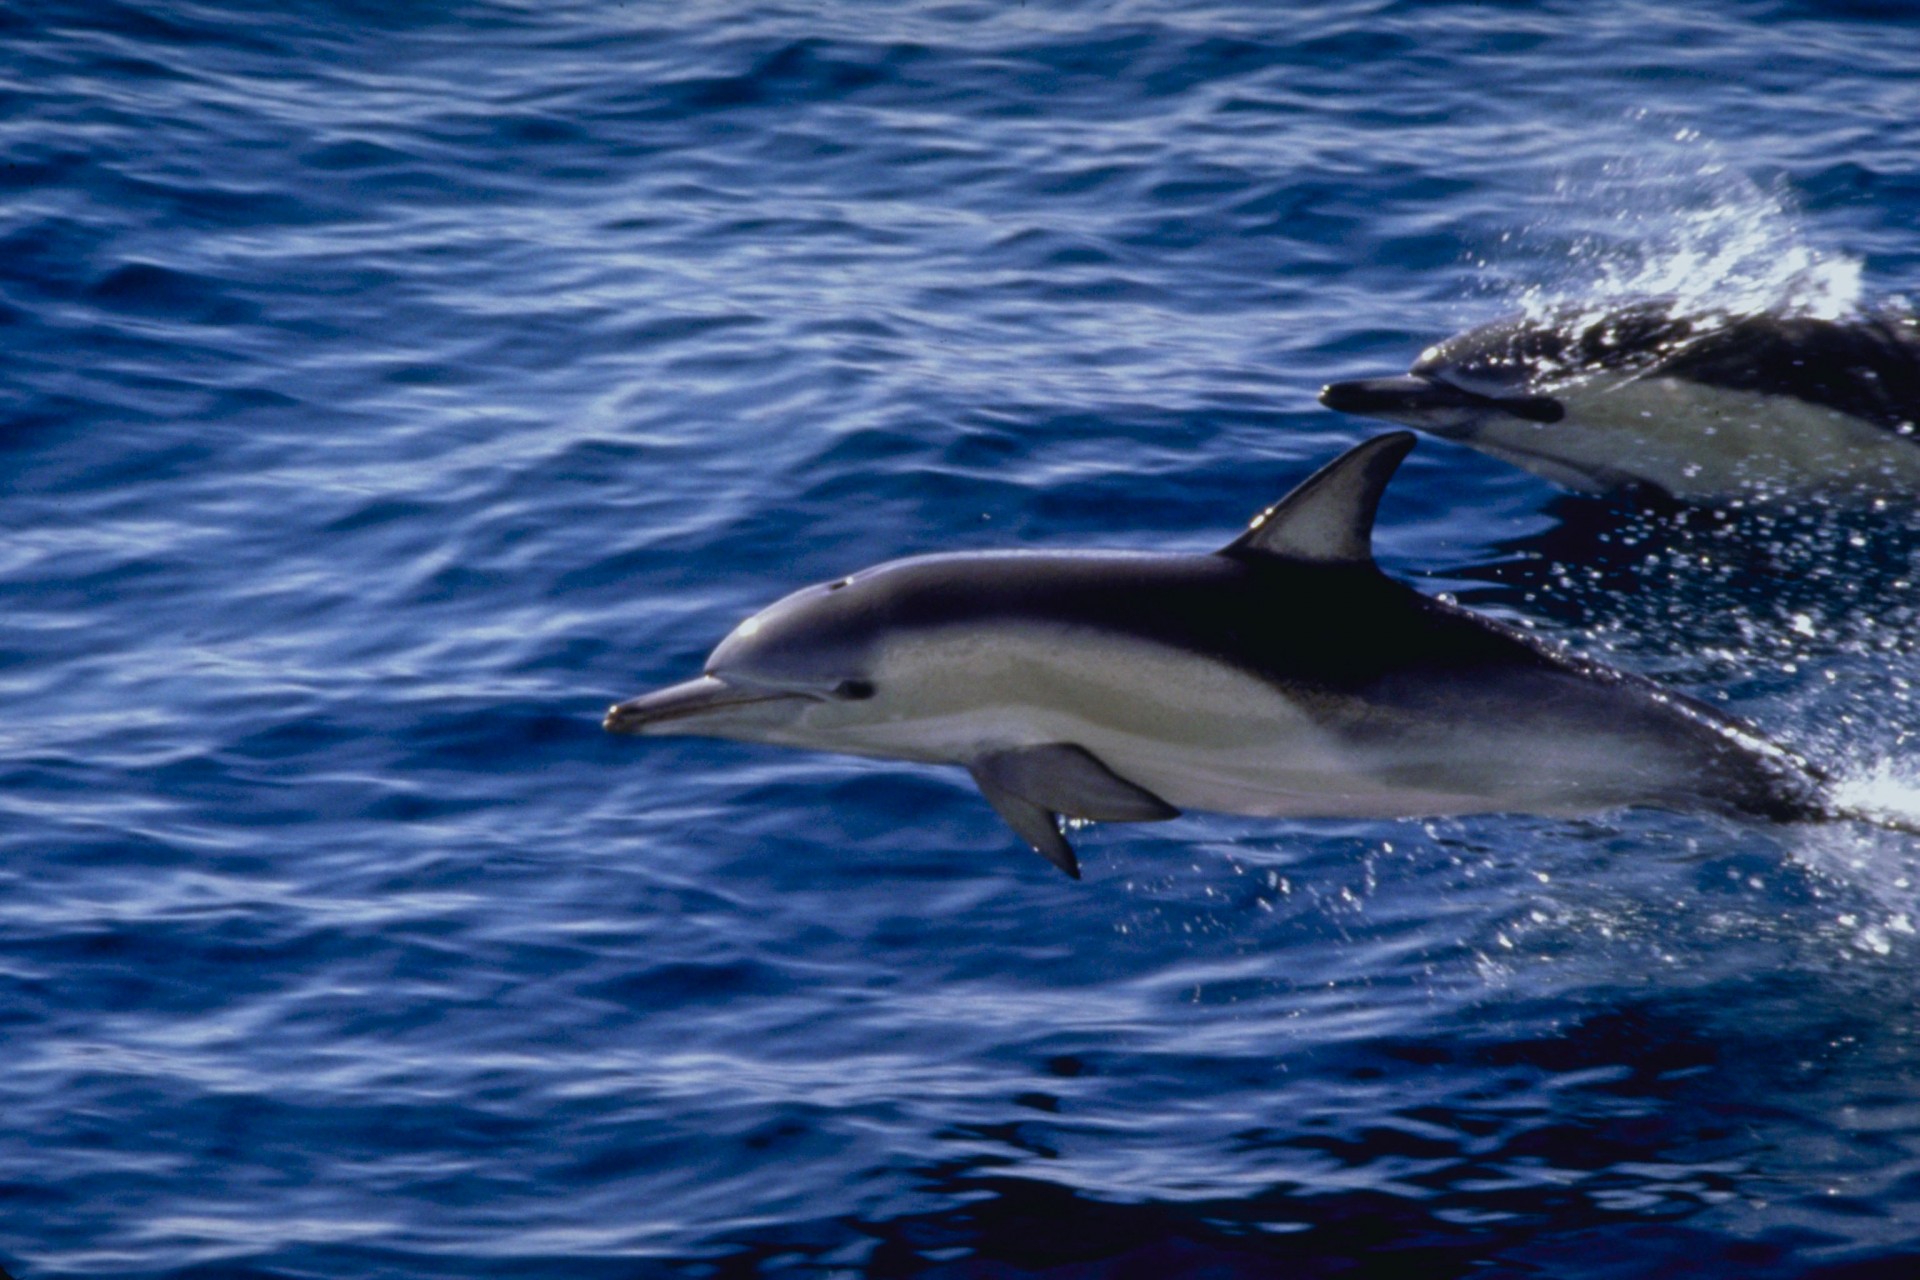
[1468,376,1920,498]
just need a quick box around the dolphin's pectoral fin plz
[969,744,1180,878]
[971,771,1080,879]
[976,744,1179,822]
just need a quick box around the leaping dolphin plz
[1320,304,1920,501]
[605,433,1826,877]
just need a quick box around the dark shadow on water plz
[683,1175,1917,1280]
[664,989,1920,1279]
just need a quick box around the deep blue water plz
[6,1,1920,1275]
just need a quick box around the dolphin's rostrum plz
[606,433,1825,877]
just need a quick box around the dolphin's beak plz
[1320,376,1564,428]
[1322,375,1484,417]
[603,676,809,735]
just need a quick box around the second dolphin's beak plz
[1321,376,1564,430]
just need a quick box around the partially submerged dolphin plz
[605,433,1826,876]
[1320,304,1920,501]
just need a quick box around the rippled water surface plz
[6,1,1920,1276]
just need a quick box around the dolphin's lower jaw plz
[1320,374,1455,414]
[1320,377,1565,436]
[604,676,812,735]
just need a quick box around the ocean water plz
[5,1,1920,1275]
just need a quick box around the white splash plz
[1829,760,1920,836]
[1484,114,1866,326]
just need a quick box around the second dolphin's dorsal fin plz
[1220,432,1416,566]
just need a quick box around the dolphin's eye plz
[833,678,875,701]
[827,577,853,592]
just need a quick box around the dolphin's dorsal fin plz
[969,744,1180,879]
[1221,432,1416,565]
